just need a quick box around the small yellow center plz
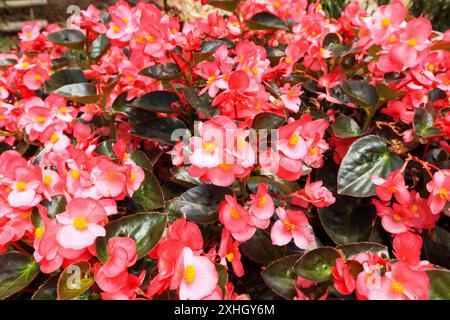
[389,35,396,44]
[252,68,259,75]
[230,208,240,220]
[232,21,239,27]
[393,213,402,222]
[59,106,68,113]
[71,169,80,180]
[22,61,29,68]
[439,188,448,201]
[34,74,42,81]
[112,25,120,33]
[72,217,88,230]
[391,280,404,293]
[289,133,299,145]
[122,17,129,24]
[43,175,52,185]
[381,18,391,27]
[319,48,326,55]
[206,76,216,84]
[146,34,156,43]
[36,116,46,123]
[184,264,196,284]
[310,147,318,155]
[273,1,280,8]
[107,171,117,180]
[219,163,232,171]
[35,227,45,238]
[284,220,296,231]
[410,204,418,213]
[427,64,435,72]
[50,133,59,143]
[15,182,27,191]
[202,141,216,153]
[226,252,235,262]
[258,195,267,207]
[407,38,417,47]
[285,56,292,64]
[25,32,33,39]
[129,170,136,183]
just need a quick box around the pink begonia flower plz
[7,165,42,209]
[219,195,256,241]
[178,247,218,300]
[277,119,307,160]
[367,262,429,300]
[393,232,431,271]
[56,198,107,250]
[426,170,450,214]
[280,83,302,112]
[218,229,244,277]
[371,170,410,204]
[23,66,49,90]
[101,272,145,300]
[95,237,137,293]
[18,22,41,42]
[270,208,313,249]
[291,178,335,208]
[331,258,356,295]
[247,183,274,220]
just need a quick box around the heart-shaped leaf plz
[130,117,188,146]
[337,135,403,197]
[0,58,17,66]
[96,212,167,263]
[414,108,442,137]
[139,63,182,80]
[240,229,286,265]
[57,261,93,300]
[193,40,227,64]
[90,34,110,60]
[0,251,39,300]
[261,254,300,299]
[32,275,59,300]
[337,242,389,260]
[375,83,405,100]
[130,91,180,113]
[424,226,450,269]
[293,247,341,282]
[245,12,288,31]
[342,80,379,109]
[173,185,232,224]
[131,169,164,211]
[206,0,242,12]
[54,83,98,103]
[45,68,87,92]
[184,88,219,118]
[332,116,362,138]
[48,29,86,49]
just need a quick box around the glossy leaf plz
[96,212,167,263]
[293,247,341,282]
[130,91,180,113]
[252,112,286,129]
[341,80,379,109]
[184,88,219,118]
[240,229,286,265]
[245,12,288,31]
[375,83,405,100]
[32,275,59,300]
[130,117,188,146]
[139,63,182,80]
[414,108,442,137]
[0,252,39,300]
[90,34,110,60]
[332,116,362,138]
[57,261,93,300]
[424,226,450,269]
[47,29,86,49]
[54,83,98,103]
[337,135,403,197]
[131,169,165,211]
[427,269,450,300]
[207,0,241,12]
[337,242,389,260]
[261,254,300,300]
[45,68,87,92]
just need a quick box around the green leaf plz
[131,117,188,146]
[95,140,116,159]
[337,135,403,197]
[90,34,110,60]
[252,112,286,129]
[184,88,219,118]
[193,40,227,64]
[245,12,288,31]
[54,83,98,103]
[293,247,341,282]
[0,251,39,299]
[414,108,442,137]
[131,169,164,210]
[322,33,351,57]
[430,40,450,52]
[32,275,59,300]
[129,150,153,170]
[206,0,242,12]
[332,116,362,138]
[130,91,180,113]
[0,58,17,66]
[337,242,389,260]
[318,198,376,245]
[57,261,93,300]
[112,91,131,112]
[42,195,67,218]
[341,80,379,109]
[139,63,182,80]
[47,29,86,49]
[173,185,232,224]
[427,269,450,300]
[240,229,286,265]
[96,212,167,263]
[170,166,203,186]
[261,254,300,300]
[375,83,405,100]
[247,175,299,195]
[45,68,87,92]
[215,263,228,296]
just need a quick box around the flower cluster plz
[0,0,449,301]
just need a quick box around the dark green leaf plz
[130,117,188,146]
[54,83,98,103]
[130,91,180,113]
[215,263,228,296]
[47,29,86,49]
[57,261,93,300]
[332,116,362,138]
[341,80,379,109]
[42,195,67,218]
[139,63,181,80]
[193,40,226,64]
[131,169,164,210]
[0,252,39,299]
[261,254,300,300]
[45,68,87,92]
[0,58,17,66]
[247,175,300,195]
[375,83,405,100]
[173,185,232,224]
[240,229,286,265]
[95,140,116,158]
[424,226,450,269]
[129,150,153,170]
[337,135,403,197]
[430,40,450,52]
[293,247,341,282]
[206,0,242,12]
[184,88,219,118]
[414,108,442,137]
[252,112,286,129]
[245,12,288,31]
[90,35,109,60]
[32,275,59,300]
[337,242,389,260]
[429,88,447,103]
[96,212,167,263]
